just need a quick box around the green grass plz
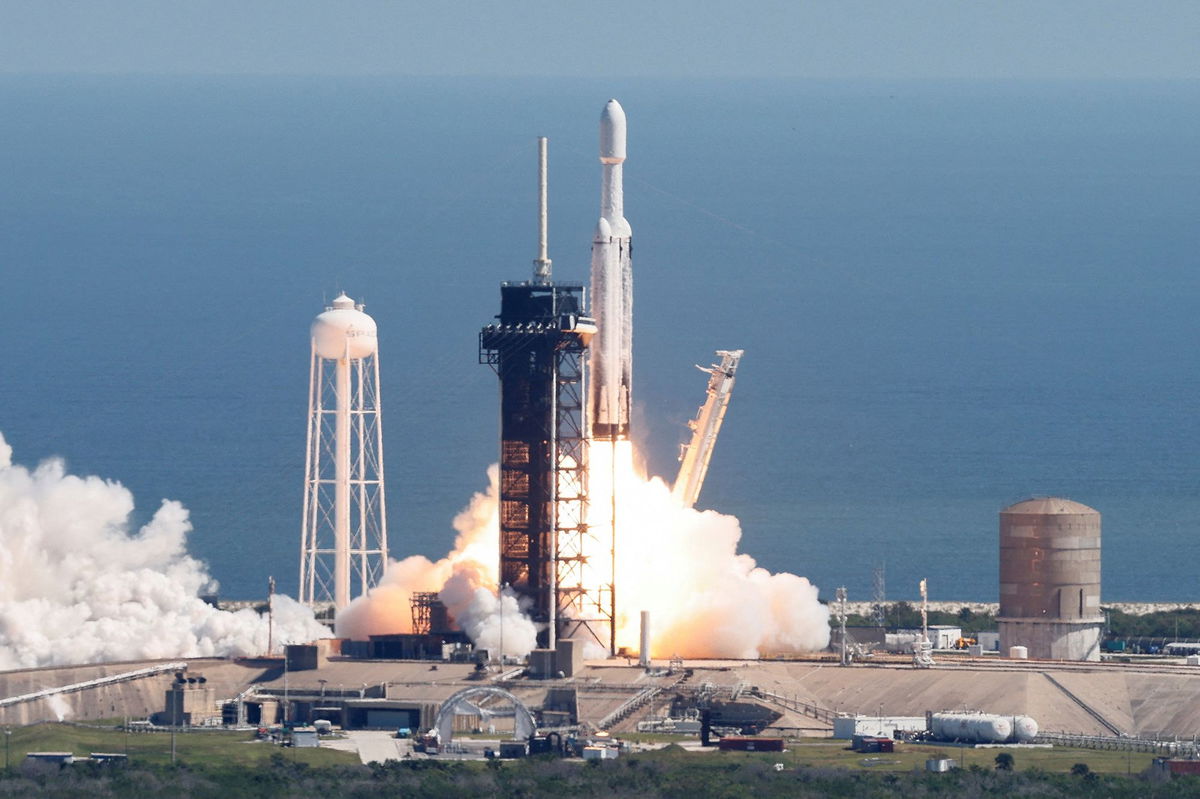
[635,738,1156,775]
[0,725,1155,779]
[1,723,357,768]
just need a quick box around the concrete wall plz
[999,618,1102,661]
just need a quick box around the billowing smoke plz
[45,694,70,721]
[592,440,830,658]
[335,465,539,659]
[0,433,329,670]
[341,444,830,660]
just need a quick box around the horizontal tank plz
[930,711,1038,744]
[1013,715,1039,742]
[931,712,1011,743]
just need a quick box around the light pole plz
[283,653,289,725]
[5,728,11,774]
[498,583,506,666]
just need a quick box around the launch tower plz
[480,138,612,650]
[299,293,389,612]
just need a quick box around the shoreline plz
[840,601,1200,616]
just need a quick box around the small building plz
[892,627,961,650]
[160,672,218,726]
[366,632,470,660]
[717,736,784,752]
[290,727,320,748]
[833,715,927,739]
[498,741,529,759]
[343,697,438,731]
[582,745,619,760]
[928,626,964,650]
[528,649,556,678]
[90,753,129,766]
[1154,758,1200,777]
[556,639,583,677]
[852,736,894,753]
[21,753,74,776]
[285,644,326,672]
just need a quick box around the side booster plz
[589,98,633,440]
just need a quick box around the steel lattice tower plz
[478,137,612,650]
[299,293,389,612]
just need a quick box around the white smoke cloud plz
[0,433,330,670]
[45,693,70,721]
[335,465,538,658]
[593,441,830,659]
[338,447,830,660]
[441,579,538,660]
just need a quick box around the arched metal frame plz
[433,686,537,743]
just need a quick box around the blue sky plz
[2,1,1198,79]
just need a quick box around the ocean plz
[1,75,1197,605]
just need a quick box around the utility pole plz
[267,576,276,655]
[498,584,505,666]
[835,587,850,666]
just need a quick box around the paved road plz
[322,730,410,764]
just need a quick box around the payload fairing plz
[589,99,633,440]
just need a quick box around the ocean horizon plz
[1,75,1197,605]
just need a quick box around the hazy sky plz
[1,1,1198,79]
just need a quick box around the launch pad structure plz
[480,138,613,652]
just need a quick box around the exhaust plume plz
[0,433,329,669]
[335,465,538,659]
[342,445,830,659]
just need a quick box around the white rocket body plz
[590,99,633,440]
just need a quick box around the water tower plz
[998,497,1102,661]
[299,293,389,612]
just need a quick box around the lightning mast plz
[299,293,389,613]
[673,349,743,508]
[914,578,935,668]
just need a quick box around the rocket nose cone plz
[600,99,627,164]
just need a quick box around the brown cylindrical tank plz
[999,498,1101,621]
[998,494,1099,619]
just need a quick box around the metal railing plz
[751,689,836,725]
[1038,731,1200,758]
[596,674,688,730]
[0,662,187,708]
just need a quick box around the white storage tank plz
[1008,645,1029,659]
[1013,715,1039,742]
[931,712,1012,743]
[929,712,1039,744]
